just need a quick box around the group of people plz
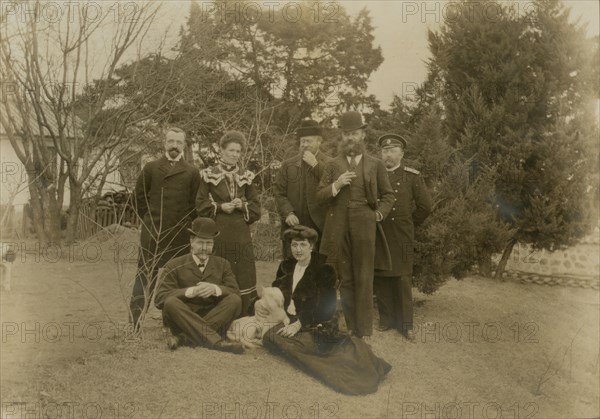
[128,111,432,394]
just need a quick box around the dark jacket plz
[270,252,337,329]
[376,164,432,276]
[273,152,331,232]
[316,154,396,270]
[135,156,200,226]
[155,253,240,310]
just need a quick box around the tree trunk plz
[43,185,62,242]
[65,185,82,243]
[27,181,48,242]
[26,177,62,243]
[495,238,517,279]
[477,249,492,277]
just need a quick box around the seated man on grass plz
[154,217,244,354]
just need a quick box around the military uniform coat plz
[375,164,432,277]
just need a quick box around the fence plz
[77,201,138,240]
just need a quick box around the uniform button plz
[392,207,395,210]
[392,218,395,221]
[396,182,400,185]
[394,189,398,192]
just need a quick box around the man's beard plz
[383,158,400,169]
[339,140,365,157]
[168,148,180,158]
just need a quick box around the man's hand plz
[191,282,217,298]
[335,171,357,189]
[302,151,318,168]
[285,213,299,226]
[221,202,235,214]
[231,198,244,210]
[277,320,302,338]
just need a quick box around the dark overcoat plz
[375,164,432,277]
[135,156,201,267]
[273,152,331,233]
[316,154,396,271]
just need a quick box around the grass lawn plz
[1,251,598,418]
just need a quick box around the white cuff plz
[213,284,222,296]
[331,183,339,197]
[243,202,250,222]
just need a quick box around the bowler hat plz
[377,133,407,149]
[188,217,220,239]
[339,111,367,132]
[295,120,323,138]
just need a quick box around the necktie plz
[197,262,206,271]
[349,157,357,171]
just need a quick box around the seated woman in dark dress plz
[256,225,391,395]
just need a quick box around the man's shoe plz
[402,330,417,343]
[167,334,181,350]
[360,335,373,343]
[213,340,244,355]
[375,324,391,332]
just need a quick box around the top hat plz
[377,133,407,149]
[188,217,220,239]
[295,120,323,138]
[339,111,367,132]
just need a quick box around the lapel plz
[361,154,375,183]
[293,253,325,301]
[157,156,188,179]
[291,154,302,167]
[335,155,348,176]
[181,253,205,283]
[282,253,321,296]
[201,257,218,282]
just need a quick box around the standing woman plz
[196,131,260,313]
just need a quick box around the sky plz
[148,0,599,110]
[4,0,597,109]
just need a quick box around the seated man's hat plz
[188,217,220,239]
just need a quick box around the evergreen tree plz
[427,0,598,277]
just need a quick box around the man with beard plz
[273,120,330,259]
[374,134,432,340]
[316,111,395,339]
[130,127,201,332]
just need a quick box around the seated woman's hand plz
[277,320,302,338]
